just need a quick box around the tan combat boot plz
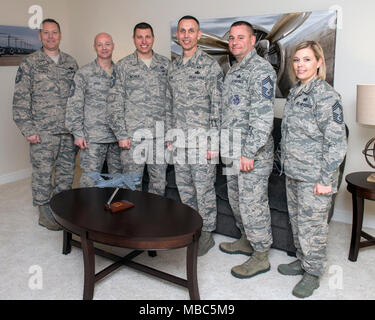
[197,231,215,256]
[231,251,270,279]
[278,259,304,276]
[292,272,320,298]
[38,204,62,231]
[219,234,254,256]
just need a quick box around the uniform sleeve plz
[165,62,174,136]
[242,67,276,159]
[65,71,86,138]
[12,59,36,137]
[315,92,347,186]
[206,61,224,130]
[106,65,128,141]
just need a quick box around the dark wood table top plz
[50,188,203,250]
[346,171,375,200]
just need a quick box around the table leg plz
[62,230,72,255]
[81,232,95,300]
[186,233,200,300]
[349,194,364,262]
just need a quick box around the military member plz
[278,41,347,298]
[167,16,223,256]
[219,21,276,278]
[13,19,78,230]
[106,22,170,196]
[66,33,121,187]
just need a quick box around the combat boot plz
[292,272,320,298]
[38,204,62,231]
[231,251,270,279]
[277,259,304,276]
[219,234,254,256]
[197,231,215,256]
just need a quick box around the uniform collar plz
[176,47,203,67]
[233,49,256,68]
[130,50,158,68]
[94,58,114,75]
[291,77,321,96]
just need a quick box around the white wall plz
[2,0,375,228]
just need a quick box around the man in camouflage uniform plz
[106,22,169,196]
[13,19,78,231]
[66,33,121,187]
[167,16,223,256]
[219,21,276,278]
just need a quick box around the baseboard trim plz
[332,208,375,229]
[0,168,32,185]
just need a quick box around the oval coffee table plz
[50,187,202,300]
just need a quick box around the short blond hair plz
[290,40,326,82]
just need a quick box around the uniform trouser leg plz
[146,138,167,196]
[227,159,273,252]
[285,177,332,277]
[53,134,76,196]
[30,133,76,206]
[175,161,217,232]
[80,142,122,187]
[120,140,147,191]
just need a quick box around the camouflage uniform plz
[13,49,78,206]
[167,48,223,232]
[221,49,276,252]
[106,51,170,195]
[66,59,121,187]
[281,77,347,276]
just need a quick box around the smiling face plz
[292,47,322,84]
[133,28,154,59]
[176,18,201,57]
[228,25,256,62]
[39,21,61,53]
[94,33,114,60]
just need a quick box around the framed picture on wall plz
[0,25,40,66]
[171,10,337,98]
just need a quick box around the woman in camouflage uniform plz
[279,41,347,298]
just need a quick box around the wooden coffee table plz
[50,187,202,300]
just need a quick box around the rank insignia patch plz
[262,76,274,99]
[332,101,344,124]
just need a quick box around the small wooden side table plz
[345,171,375,261]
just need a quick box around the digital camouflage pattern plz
[221,49,276,251]
[221,49,276,160]
[106,51,170,196]
[107,51,171,140]
[65,59,121,187]
[286,177,332,276]
[167,48,223,232]
[13,49,78,136]
[66,59,117,143]
[281,78,347,276]
[281,78,347,191]
[13,49,78,206]
[167,48,223,150]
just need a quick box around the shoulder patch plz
[262,76,274,99]
[15,67,23,84]
[332,101,344,124]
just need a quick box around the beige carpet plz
[0,178,374,300]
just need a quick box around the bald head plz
[94,32,113,45]
[94,32,114,60]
